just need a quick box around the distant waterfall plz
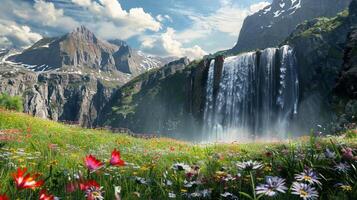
[203,45,299,142]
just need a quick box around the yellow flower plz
[140,166,149,171]
[181,189,187,193]
[340,185,352,192]
[264,166,272,172]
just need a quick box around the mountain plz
[5,26,171,77]
[0,26,177,127]
[232,0,351,53]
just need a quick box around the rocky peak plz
[232,0,351,53]
[67,25,98,44]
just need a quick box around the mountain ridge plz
[232,0,351,53]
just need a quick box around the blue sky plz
[0,0,271,59]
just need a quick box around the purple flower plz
[291,182,319,200]
[295,168,321,185]
[256,176,287,197]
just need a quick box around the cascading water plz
[203,45,299,142]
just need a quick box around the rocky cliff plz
[97,58,204,138]
[0,63,115,127]
[232,0,351,53]
[335,27,357,98]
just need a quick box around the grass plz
[297,10,349,38]
[0,108,357,199]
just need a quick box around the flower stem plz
[250,171,256,200]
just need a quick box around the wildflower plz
[85,155,103,172]
[12,168,44,190]
[85,186,105,200]
[48,144,58,151]
[237,160,263,171]
[295,168,321,185]
[334,162,350,173]
[291,182,319,200]
[114,186,121,200]
[163,179,173,186]
[183,180,201,188]
[134,176,149,185]
[39,190,55,200]
[80,180,100,191]
[190,192,201,198]
[265,151,273,158]
[220,192,238,200]
[341,148,354,160]
[256,176,287,197]
[201,189,212,198]
[0,194,9,200]
[172,163,191,172]
[66,182,78,193]
[133,192,141,198]
[110,149,125,166]
[168,192,176,198]
[335,183,353,192]
[324,148,336,159]
[186,165,200,178]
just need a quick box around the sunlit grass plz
[0,109,357,199]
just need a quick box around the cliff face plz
[335,28,357,98]
[98,58,204,137]
[0,63,115,127]
[232,0,351,53]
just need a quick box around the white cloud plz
[156,14,173,23]
[140,0,271,58]
[12,0,79,32]
[0,20,42,48]
[168,0,271,53]
[141,28,206,60]
[71,0,161,39]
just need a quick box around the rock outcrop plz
[335,28,357,98]
[0,64,115,127]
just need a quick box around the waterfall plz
[203,45,299,142]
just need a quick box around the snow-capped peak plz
[258,0,302,18]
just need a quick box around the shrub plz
[0,93,24,112]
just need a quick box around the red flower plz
[66,182,78,193]
[110,149,125,166]
[39,190,55,200]
[12,168,44,190]
[80,180,100,191]
[0,194,9,200]
[85,155,103,172]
